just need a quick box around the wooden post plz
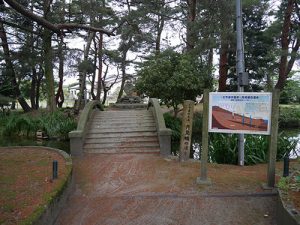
[197,89,211,184]
[179,100,194,162]
[267,89,280,188]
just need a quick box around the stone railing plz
[148,98,172,155]
[69,100,103,156]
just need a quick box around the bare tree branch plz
[3,0,115,36]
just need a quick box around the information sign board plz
[208,92,272,135]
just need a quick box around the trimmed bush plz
[279,106,300,128]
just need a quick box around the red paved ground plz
[55,154,278,225]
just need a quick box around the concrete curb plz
[0,146,73,225]
[148,98,172,156]
[277,189,300,225]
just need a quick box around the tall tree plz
[3,0,114,111]
[275,0,299,90]
[0,20,31,112]
[186,0,197,51]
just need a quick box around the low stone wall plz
[69,100,103,156]
[277,190,300,225]
[148,98,172,155]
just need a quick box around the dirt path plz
[55,154,278,225]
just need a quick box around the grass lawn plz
[0,147,70,225]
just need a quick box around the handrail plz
[148,98,172,155]
[77,100,103,131]
[69,100,103,156]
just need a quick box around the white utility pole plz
[236,0,248,166]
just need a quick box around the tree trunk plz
[117,38,133,101]
[117,58,127,101]
[155,14,164,53]
[275,0,294,90]
[76,32,95,111]
[42,28,56,112]
[186,0,197,52]
[208,47,213,75]
[101,80,108,105]
[96,33,103,100]
[35,66,43,109]
[56,36,64,108]
[0,21,31,112]
[218,39,229,91]
[91,38,97,100]
[56,0,65,108]
[30,66,37,109]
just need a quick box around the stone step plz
[84,141,159,149]
[91,120,155,126]
[110,103,147,109]
[85,136,158,144]
[85,132,158,139]
[87,127,157,134]
[84,147,160,154]
[95,110,151,114]
[90,123,156,129]
[93,115,153,120]
[92,119,155,123]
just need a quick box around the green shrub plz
[2,114,40,136]
[0,110,76,140]
[279,106,300,128]
[39,110,77,139]
[164,111,299,164]
[192,112,202,139]
[164,113,181,154]
[208,133,299,165]
[209,133,238,164]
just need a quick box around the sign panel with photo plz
[208,92,272,135]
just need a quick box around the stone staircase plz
[84,109,160,154]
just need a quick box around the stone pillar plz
[179,100,194,162]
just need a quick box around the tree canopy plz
[0,0,299,112]
[136,49,212,115]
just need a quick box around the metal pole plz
[236,0,245,166]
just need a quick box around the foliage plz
[280,80,300,104]
[1,113,40,137]
[209,133,239,164]
[0,94,13,108]
[0,110,76,139]
[164,111,299,165]
[136,49,212,114]
[192,112,203,139]
[279,106,300,128]
[209,133,299,165]
[39,110,77,139]
[278,177,290,191]
[164,112,181,154]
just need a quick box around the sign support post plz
[267,89,280,188]
[197,89,211,184]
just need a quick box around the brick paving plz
[55,154,278,225]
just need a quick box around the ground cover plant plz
[278,159,300,213]
[0,109,77,140]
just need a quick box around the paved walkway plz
[55,154,278,225]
